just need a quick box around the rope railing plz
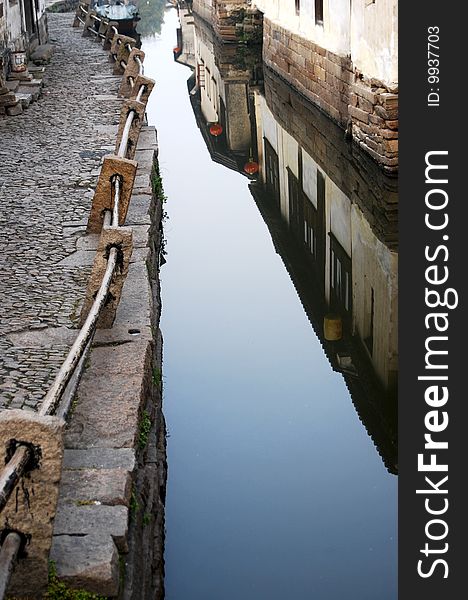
[0,11,157,596]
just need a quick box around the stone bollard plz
[0,410,65,599]
[103,21,119,51]
[118,48,145,97]
[115,100,147,160]
[111,35,137,75]
[80,227,133,328]
[82,10,97,38]
[129,75,155,105]
[73,0,90,28]
[87,155,138,233]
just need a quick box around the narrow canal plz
[143,7,398,599]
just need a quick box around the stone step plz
[50,534,120,597]
[28,64,47,79]
[15,93,33,109]
[5,80,19,92]
[17,84,41,102]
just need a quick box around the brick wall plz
[263,18,398,173]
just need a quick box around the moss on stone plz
[45,561,106,600]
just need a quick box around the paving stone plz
[50,534,120,596]
[53,504,129,552]
[59,468,132,507]
[0,14,123,410]
[63,447,136,471]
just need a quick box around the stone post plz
[0,410,65,598]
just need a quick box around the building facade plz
[193,0,398,173]
[0,0,48,82]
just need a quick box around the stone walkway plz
[0,13,123,410]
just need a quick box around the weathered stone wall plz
[194,0,262,43]
[49,127,167,600]
[263,17,398,173]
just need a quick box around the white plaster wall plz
[350,0,398,84]
[351,205,398,386]
[255,0,351,56]
[327,178,351,256]
[5,3,23,48]
[255,0,397,82]
[38,0,46,19]
[195,31,221,123]
[302,150,317,207]
[260,96,278,151]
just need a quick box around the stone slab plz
[59,468,132,507]
[114,262,152,327]
[63,448,136,471]
[50,534,119,597]
[64,339,151,449]
[7,326,78,348]
[125,194,152,226]
[53,504,129,552]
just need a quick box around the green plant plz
[46,561,106,599]
[152,367,162,386]
[151,164,167,203]
[130,486,140,515]
[138,410,152,450]
[143,512,152,526]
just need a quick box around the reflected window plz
[303,198,317,258]
[264,139,280,206]
[329,234,352,314]
[288,168,302,238]
[315,0,324,25]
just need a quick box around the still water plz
[143,7,397,600]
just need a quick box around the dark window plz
[315,0,324,25]
[288,168,303,238]
[329,234,352,315]
[295,0,300,16]
[264,139,280,207]
[303,197,317,258]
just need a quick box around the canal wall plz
[48,127,167,599]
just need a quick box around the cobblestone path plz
[0,13,123,410]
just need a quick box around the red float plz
[173,47,181,54]
[209,123,223,137]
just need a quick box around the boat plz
[93,0,141,35]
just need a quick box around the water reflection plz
[135,0,169,37]
[141,7,397,599]
[189,14,398,473]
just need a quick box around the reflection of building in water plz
[192,0,398,173]
[189,15,262,173]
[188,24,398,473]
[252,68,398,473]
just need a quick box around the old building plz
[192,0,398,172]
[1,0,48,80]
[191,14,262,172]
